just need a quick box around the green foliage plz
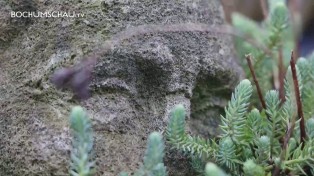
[166,104,212,158]
[298,56,314,118]
[65,1,314,175]
[232,0,294,100]
[306,118,314,138]
[166,54,314,175]
[265,90,285,156]
[220,79,253,142]
[243,160,265,176]
[166,1,314,175]
[204,163,227,176]
[255,136,271,165]
[69,106,95,176]
[216,137,239,173]
[68,107,167,176]
[121,132,167,176]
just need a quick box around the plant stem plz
[278,47,285,103]
[245,55,267,111]
[273,118,297,176]
[284,158,307,165]
[273,50,307,176]
[290,51,306,147]
[259,0,268,19]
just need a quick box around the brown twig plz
[259,0,268,19]
[220,0,234,23]
[246,54,267,110]
[278,47,286,103]
[273,51,306,176]
[273,118,297,176]
[290,51,306,147]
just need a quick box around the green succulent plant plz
[120,132,167,176]
[68,106,167,176]
[64,1,314,176]
[69,106,95,176]
[232,0,295,105]
[166,53,314,176]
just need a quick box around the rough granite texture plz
[0,0,243,175]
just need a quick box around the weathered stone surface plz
[0,0,243,175]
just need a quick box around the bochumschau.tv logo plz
[11,11,85,18]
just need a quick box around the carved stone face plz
[0,0,242,175]
[86,28,241,136]
[81,24,242,175]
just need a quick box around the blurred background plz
[221,0,314,57]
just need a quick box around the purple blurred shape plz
[50,58,97,101]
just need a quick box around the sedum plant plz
[166,53,314,175]
[120,132,167,176]
[69,106,167,176]
[204,162,228,176]
[232,0,295,103]
[69,106,95,176]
